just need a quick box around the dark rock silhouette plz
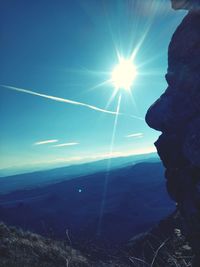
[146,0,200,265]
[171,0,200,9]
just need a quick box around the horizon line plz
[0,148,157,177]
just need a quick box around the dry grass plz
[0,220,195,267]
[127,229,194,267]
[0,222,90,267]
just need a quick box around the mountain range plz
[0,152,158,194]
[0,156,174,246]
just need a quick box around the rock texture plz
[146,1,200,266]
[171,0,200,10]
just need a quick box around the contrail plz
[1,84,144,120]
[1,85,118,115]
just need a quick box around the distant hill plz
[0,152,158,194]
[0,161,174,245]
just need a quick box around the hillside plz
[0,222,132,267]
[0,161,174,245]
[0,222,91,267]
[0,212,194,267]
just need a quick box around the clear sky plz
[0,0,186,175]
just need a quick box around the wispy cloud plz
[1,85,118,115]
[125,133,144,138]
[53,142,79,147]
[34,139,58,145]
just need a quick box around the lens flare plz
[111,58,137,91]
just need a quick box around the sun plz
[111,58,137,91]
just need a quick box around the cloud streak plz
[53,142,79,147]
[125,133,144,138]
[1,84,144,120]
[34,139,58,145]
[1,85,118,115]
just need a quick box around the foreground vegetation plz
[0,216,194,267]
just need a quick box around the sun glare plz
[111,58,137,91]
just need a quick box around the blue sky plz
[0,0,186,175]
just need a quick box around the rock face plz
[145,1,200,265]
[171,0,200,9]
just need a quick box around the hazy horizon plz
[0,149,159,177]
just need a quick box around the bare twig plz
[151,238,170,267]
[66,229,72,246]
[129,256,150,266]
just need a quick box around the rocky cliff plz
[146,0,200,266]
